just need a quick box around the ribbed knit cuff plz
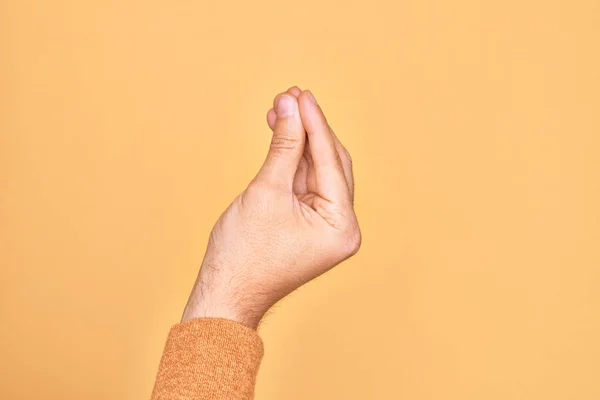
[151,318,264,400]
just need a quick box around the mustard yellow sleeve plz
[151,318,264,400]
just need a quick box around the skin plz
[181,87,361,329]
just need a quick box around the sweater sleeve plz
[151,318,264,400]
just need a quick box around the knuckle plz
[332,220,361,258]
[270,134,300,155]
[344,224,362,256]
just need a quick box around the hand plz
[181,87,361,328]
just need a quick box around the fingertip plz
[298,90,319,110]
[298,89,312,104]
[274,86,301,109]
[266,108,276,130]
[305,89,317,104]
[298,90,326,131]
[275,94,298,118]
[287,85,302,97]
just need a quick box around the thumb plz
[256,94,305,189]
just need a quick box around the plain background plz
[2,0,599,398]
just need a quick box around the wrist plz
[181,286,265,329]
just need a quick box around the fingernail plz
[276,94,296,117]
[306,90,317,104]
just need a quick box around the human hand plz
[181,87,361,328]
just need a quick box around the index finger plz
[298,90,350,204]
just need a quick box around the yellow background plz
[2,0,599,398]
